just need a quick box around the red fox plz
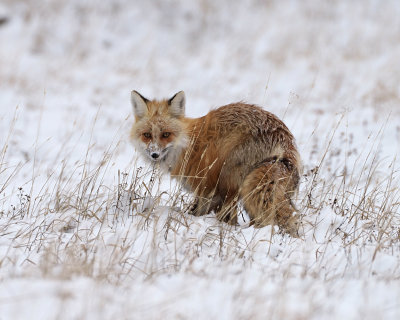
[130,91,302,234]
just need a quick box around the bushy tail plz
[239,155,300,233]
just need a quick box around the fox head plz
[130,90,189,167]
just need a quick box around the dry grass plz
[1,109,399,280]
[1,109,399,320]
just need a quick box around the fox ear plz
[168,91,185,117]
[131,90,149,118]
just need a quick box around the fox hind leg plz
[239,158,299,235]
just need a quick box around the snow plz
[1,0,400,319]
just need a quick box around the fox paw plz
[186,198,214,217]
[186,199,199,216]
[279,215,303,237]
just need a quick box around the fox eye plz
[143,132,152,139]
[162,132,171,138]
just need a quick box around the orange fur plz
[130,91,302,234]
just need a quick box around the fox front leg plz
[187,195,222,217]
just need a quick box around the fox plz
[130,90,302,234]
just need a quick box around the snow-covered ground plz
[1,0,399,319]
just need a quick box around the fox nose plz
[151,152,159,159]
